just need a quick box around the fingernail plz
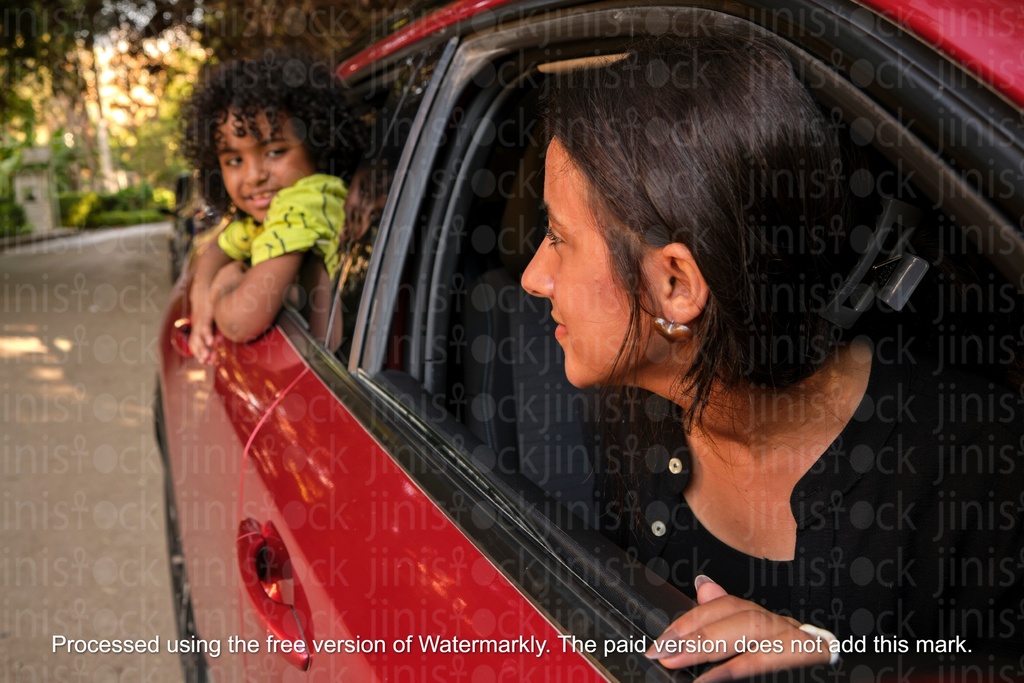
[644,630,680,659]
[694,574,714,590]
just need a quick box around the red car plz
[156,0,1024,680]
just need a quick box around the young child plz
[182,52,363,363]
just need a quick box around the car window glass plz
[361,50,606,522]
[324,46,446,360]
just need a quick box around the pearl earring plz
[653,317,691,342]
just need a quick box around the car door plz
[237,347,607,679]
[160,282,313,679]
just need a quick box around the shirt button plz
[651,520,667,537]
[668,458,683,475]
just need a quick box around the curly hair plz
[182,51,365,215]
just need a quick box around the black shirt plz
[597,351,1024,657]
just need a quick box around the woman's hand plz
[646,576,835,682]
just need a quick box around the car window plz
[321,43,451,360]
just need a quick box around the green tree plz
[4,0,415,195]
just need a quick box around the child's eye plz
[222,156,242,168]
[267,147,287,158]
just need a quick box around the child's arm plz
[210,252,304,344]
[189,243,233,364]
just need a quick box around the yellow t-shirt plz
[217,174,347,279]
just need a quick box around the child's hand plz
[188,242,235,365]
[188,290,217,365]
[188,262,247,364]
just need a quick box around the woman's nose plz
[521,245,552,298]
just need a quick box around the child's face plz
[216,113,316,223]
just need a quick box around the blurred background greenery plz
[1,0,414,235]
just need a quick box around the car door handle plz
[236,518,311,670]
[171,318,192,357]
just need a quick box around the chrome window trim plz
[350,37,461,373]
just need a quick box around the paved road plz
[2,225,184,682]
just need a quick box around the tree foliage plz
[2,0,416,193]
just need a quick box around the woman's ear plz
[647,242,709,324]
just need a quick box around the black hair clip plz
[820,197,929,329]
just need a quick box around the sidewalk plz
[0,227,80,253]
[0,223,171,254]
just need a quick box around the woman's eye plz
[544,224,562,245]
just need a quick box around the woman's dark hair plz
[182,51,365,214]
[543,32,851,428]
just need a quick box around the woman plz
[522,33,1024,680]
